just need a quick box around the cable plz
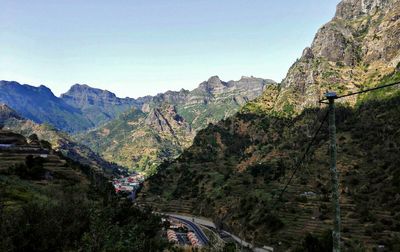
[274,110,329,203]
[274,79,400,204]
[319,80,400,102]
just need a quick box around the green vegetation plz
[357,71,400,104]
[0,133,168,251]
[141,94,400,250]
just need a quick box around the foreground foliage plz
[0,151,167,252]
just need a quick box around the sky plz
[0,0,340,98]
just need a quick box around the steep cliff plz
[274,0,400,114]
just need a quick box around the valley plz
[1,0,400,251]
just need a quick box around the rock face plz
[276,0,400,112]
[175,76,276,130]
[145,105,191,134]
[335,0,394,19]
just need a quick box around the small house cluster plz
[112,173,144,194]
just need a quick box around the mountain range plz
[0,81,151,133]
[78,76,275,174]
[0,76,275,173]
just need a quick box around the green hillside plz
[141,74,400,250]
[0,130,167,251]
[140,0,400,250]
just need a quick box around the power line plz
[274,110,329,203]
[274,79,400,203]
[319,80,400,103]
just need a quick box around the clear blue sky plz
[0,0,339,98]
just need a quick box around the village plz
[111,172,145,199]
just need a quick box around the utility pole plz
[326,92,341,252]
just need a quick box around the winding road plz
[168,215,209,245]
[164,213,273,251]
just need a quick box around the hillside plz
[0,107,124,174]
[140,0,400,250]
[0,130,166,251]
[79,76,275,174]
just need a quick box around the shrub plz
[8,155,46,180]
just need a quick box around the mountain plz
[0,106,124,174]
[0,77,273,136]
[274,0,400,114]
[79,76,275,174]
[0,81,92,132]
[140,0,400,250]
[143,76,275,130]
[60,84,144,126]
[0,81,150,133]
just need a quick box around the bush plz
[8,155,46,179]
[294,230,332,252]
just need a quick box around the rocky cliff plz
[274,0,400,113]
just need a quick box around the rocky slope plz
[140,0,400,250]
[79,76,275,173]
[140,76,275,130]
[274,0,400,114]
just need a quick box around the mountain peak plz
[207,75,222,82]
[335,0,394,19]
[64,83,116,97]
[197,76,226,93]
[61,83,122,106]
